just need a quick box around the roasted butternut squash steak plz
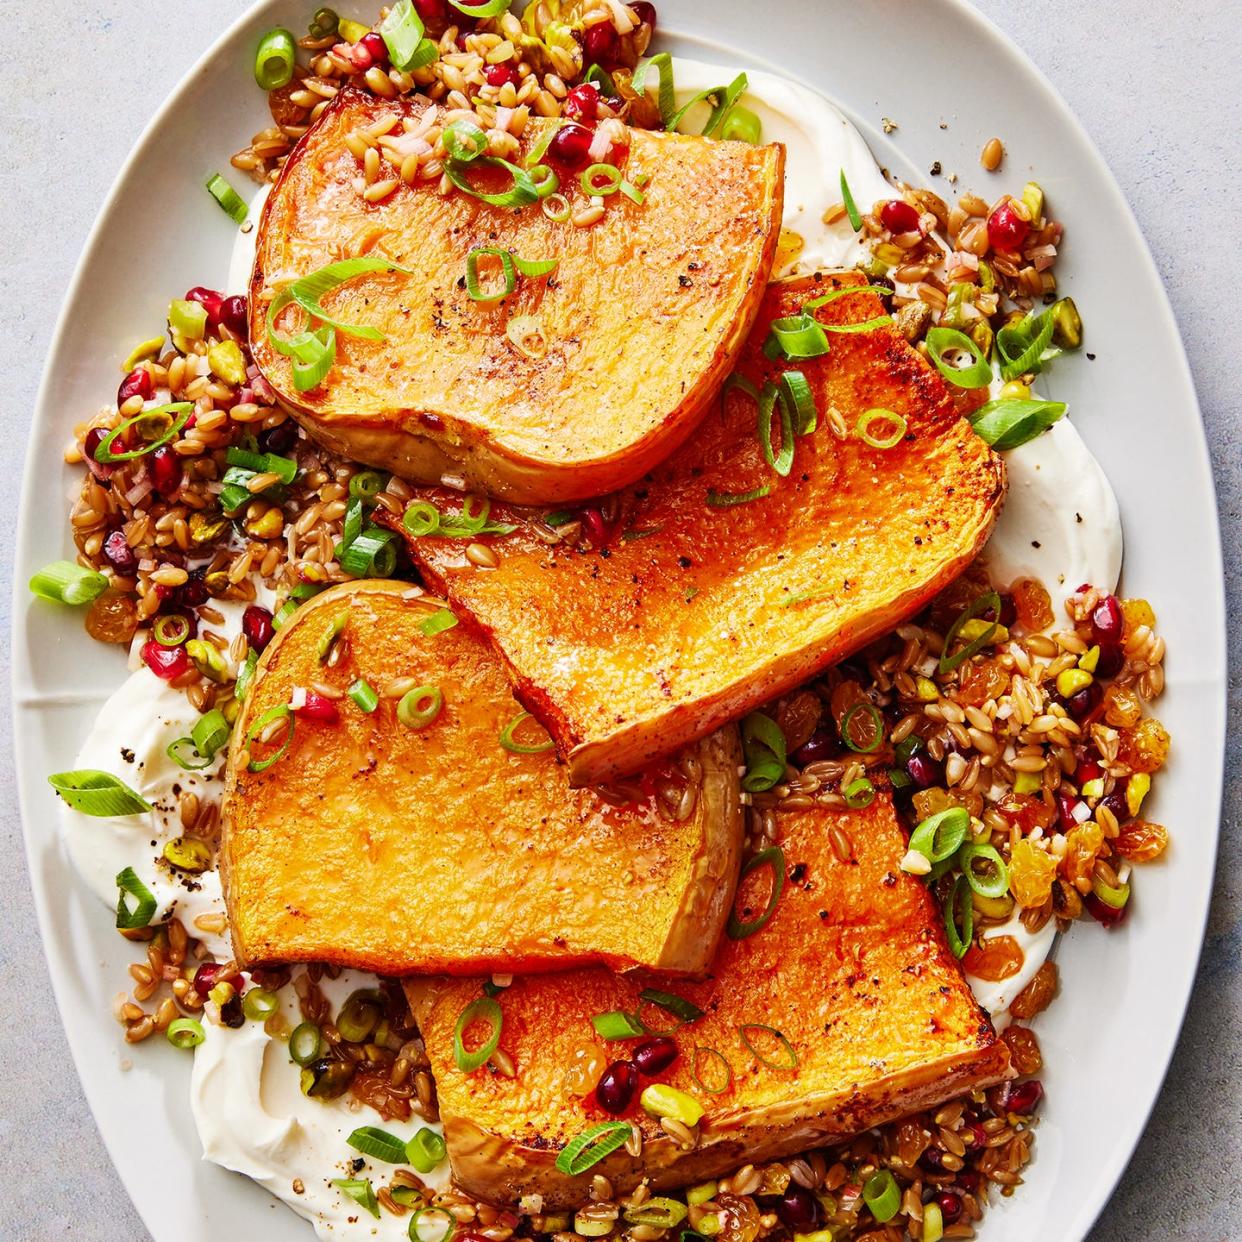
[249,85,784,504]
[406,790,1011,1206]
[387,273,1006,785]
[221,581,742,976]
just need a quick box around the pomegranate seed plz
[1101,788,1130,824]
[173,568,210,610]
[149,445,183,497]
[1090,594,1123,644]
[117,367,154,407]
[998,593,1018,627]
[582,20,618,63]
[564,82,600,122]
[630,1,657,28]
[880,198,921,234]
[359,31,388,65]
[102,530,138,575]
[1056,791,1083,830]
[1095,641,1124,679]
[919,1145,946,1172]
[790,728,836,766]
[1077,759,1103,786]
[219,294,249,336]
[1064,680,1102,721]
[774,1187,822,1233]
[937,1192,963,1225]
[595,1060,637,1114]
[986,198,1031,252]
[579,505,611,545]
[1002,1079,1044,1114]
[242,605,276,653]
[1085,891,1128,927]
[548,122,594,172]
[907,752,942,789]
[631,1037,678,1076]
[413,0,447,22]
[142,639,189,681]
[259,421,298,455]
[294,691,340,723]
[193,962,232,994]
[956,1171,981,1196]
[484,62,520,88]
[185,286,224,326]
[84,427,114,480]
[349,41,375,70]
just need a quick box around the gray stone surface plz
[0,1,1237,1239]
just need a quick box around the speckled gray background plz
[0,2,1237,1239]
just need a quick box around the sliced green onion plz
[348,1125,409,1164]
[445,155,540,208]
[843,776,876,809]
[632,52,676,128]
[668,73,749,138]
[466,247,517,301]
[225,445,298,485]
[309,7,339,38]
[242,987,280,1021]
[1093,876,1131,910]
[523,119,565,168]
[235,650,259,703]
[581,163,623,196]
[840,168,862,231]
[910,807,970,863]
[453,996,503,1072]
[969,397,1067,451]
[349,678,379,713]
[30,561,108,606]
[727,846,786,940]
[166,737,214,771]
[398,685,443,729]
[721,371,759,418]
[779,370,816,436]
[619,178,645,205]
[409,1206,457,1242]
[205,172,248,225]
[170,298,208,341]
[92,402,193,463]
[737,1023,798,1071]
[997,308,1059,381]
[289,257,408,339]
[331,1178,380,1220]
[49,771,150,817]
[584,63,617,95]
[939,590,1002,675]
[840,702,882,754]
[403,501,440,537]
[293,324,336,392]
[592,1011,644,1040]
[706,485,770,508]
[192,709,230,759]
[959,842,1009,899]
[443,118,489,163]
[349,470,385,501]
[925,326,993,389]
[803,284,897,310]
[419,608,459,637]
[513,253,558,277]
[639,988,704,1027]
[289,1022,323,1065]
[528,163,560,197]
[448,0,510,15]
[625,1200,688,1229]
[863,1170,900,1223]
[691,1045,733,1095]
[765,311,829,361]
[255,28,296,89]
[554,1120,632,1175]
[167,1017,206,1049]
[378,0,437,71]
[152,613,190,647]
[856,407,907,449]
[944,873,974,959]
[498,710,554,754]
[721,105,761,144]
[115,866,156,929]
[740,711,786,793]
[542,192,571,223]
[757,382,794,477]
[340,526,397,578]
[406,1127,448,1173]
[246,704,295,772]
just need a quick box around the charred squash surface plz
[387,273,1006,785]
[222,582,742,976]
[250,86,783,505]
[407,792,1009,1206]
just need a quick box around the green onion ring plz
[843,776,876,809]
[740,711,786,792]
[939,589,1002,675]
[855,408,907,449]
[944,873,974,959]
[498,710,554,754]
[757,381,795,477]
[969,397,1067,451]
[166,737,214,771]
[840,702,883,754]
[592,1010,644,1040]
[632,52,676,128]
[765,311,830,361]
[959,842,1010,899]
[444,155,540,208]
[706,485,771,508]
[289,1022,323,1065]
[48,770,150,817]
[403,501,441,537]
[727,846,786,940]
[637,987,704,1028]
[523,119,565,168]
[804,284,897,310]
[93,403,193,464]
[691,1045,734,1095]
[465,247,517,302]
[839,168,862,231]
[909,806,970,862]
[447,0,511,16]
[624,1199,688,1229]
[409,1206,457,1242]
[346,1125,409,1164]
[553,1120,632,1176]
[721,371,759,419]
[580,163,623,196]
[925,326,993,389]
[152,613,191,647]
[398,685,443,729]
[779,370,817,435]
[242,987,281,1021]
[998,309,1057,381]
[166,1017,206,1049]
[453,996,503,1072]
[29,560,108,606]
[862,1170,901,1223]
[823,314,893,334]
[406,1127,448,1173]
[419,608,458,637]
[115,866,157,929]
[254,27,296,90]
[246,704,295,772]
[527,163,560,198]
[348,679,379,713]
[205,172,248,225]
[737,1022,798,1071]
[542,192,571,222]
[349,469,386,501]
[442,118,489,163]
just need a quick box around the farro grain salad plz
[36,2,1171,1239]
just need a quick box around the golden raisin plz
[1009,838,1059,908]
[1120,597,1156,636]
[1115,819,1169,863]
[714,1195,762,1242]
[1011,577,1053,632]
[830,680,880,751]
[957,656,1010,706]
[1119,717,1170,773]
[561,1040,607,1099]
[773,689,821,755]
[1009,962,1058,1021]
[1103,684,1143,729]
[963,935,1024,982]
[995,792,1057,835]
[912,786,969,821]
[1000,1024,1044,1075]
[84,589,138,644]
[1064,821,1105,891]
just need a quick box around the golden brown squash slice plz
[386,273,1006,785]
[249,86,784,505]
[407,791,1010,1206]
[221,581,742,976]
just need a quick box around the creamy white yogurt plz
[193,971,449,1241]
[228,183,270,296]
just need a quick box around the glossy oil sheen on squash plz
[249,86,783,504]
[406,791,1010,1206]
[221,582,742,976]
[387,273,1006,785]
